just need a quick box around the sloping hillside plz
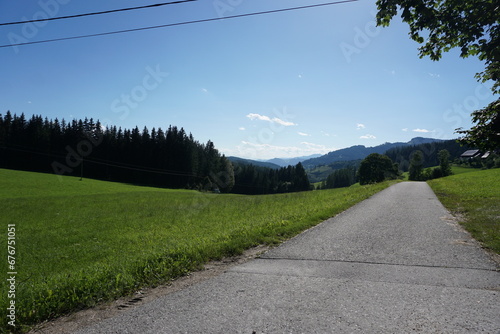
[227,156,280,169]
[302,137,444,168]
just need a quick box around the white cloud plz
[428,73,440,78]
[274,118,296,127]
[402,128,408,132]
[356,123,366,130]
[298,132,310,136]
[413,128,430,133]
[247,113,271,122]
[360,134,376,139]
[298,74,302,79]
[238,127,245,131]
[246,113,296,126]
[201,88,208,93]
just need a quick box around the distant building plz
[460,150,482,159]
[460,149,491,159]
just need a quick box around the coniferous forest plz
[231,162,311,195]
[384,140,469,171]
[0,112,311,194]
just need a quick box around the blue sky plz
[1,0,496,159]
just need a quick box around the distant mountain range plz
[228,154,322,169]
[227,156,281,169]
[229,138,446,170]
[301,137,445,168]
[264,154,322,167]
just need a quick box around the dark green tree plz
[409,150,424,181]
[456,100,500,151]
[292,162,311,192]
[230,162,311,195]
[438,149,452,177]
[324,167,357,189]
[0,112,237,190]
[213,156,235,193]
[385,139,468,172]
[358,153,398,185]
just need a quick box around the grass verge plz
[428,168,500,254]
[0,169,395,333]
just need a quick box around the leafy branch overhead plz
[376,0,499,93]
[376,0,500,150]
[457,99,500,151]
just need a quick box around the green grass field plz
[449,165,483,175]
[0,169,394,332]
[428,167,500,254]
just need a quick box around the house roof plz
[460,149,481,158]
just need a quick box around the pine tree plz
[438,149,452,177]
[409,150,424,181]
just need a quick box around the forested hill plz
[385,139,470,171]
[301,137,444,168]
[0,112,311,194]
[227,156,280,169]
[0,112,234,191]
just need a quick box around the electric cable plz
[0,0,196,26]
[0,0,358,49]
[1,145,300,190]
[1,144,204,178]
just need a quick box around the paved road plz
[75,182,500,334]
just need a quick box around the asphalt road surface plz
[74,182,500,334]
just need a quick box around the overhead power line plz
[0,0,197,26]
[1,144,204,178]
[0,0,358,49]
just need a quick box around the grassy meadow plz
[0,169,394,332]
[428,167,500,254]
